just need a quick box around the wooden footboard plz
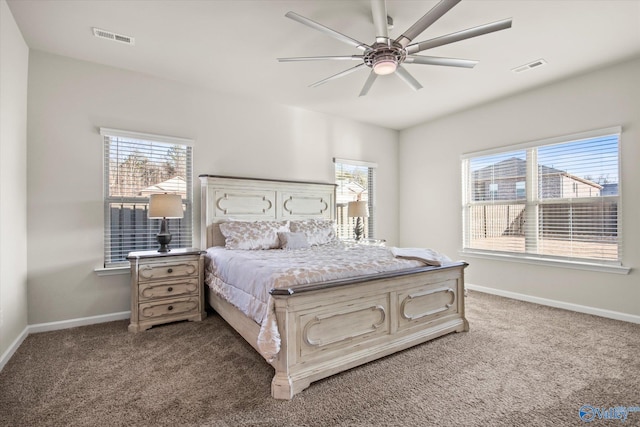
[209,262,468,399]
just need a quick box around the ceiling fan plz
[278,0,512,96]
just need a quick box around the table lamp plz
[148,193,183,252]
[347,200,369,241]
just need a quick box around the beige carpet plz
[1,291,638,426]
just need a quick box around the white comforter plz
[204,241,447,361]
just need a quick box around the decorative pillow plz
[278,232,310,250]
[290,219,337,246]
[219,221,289,250]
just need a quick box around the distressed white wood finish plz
[200,175,468,399]
[200,175,335,247]
[128,248,206,332]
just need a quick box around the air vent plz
[512,59,547,73]
[92,28,135,45]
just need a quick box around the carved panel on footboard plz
[298,295,390,359]
[397,279,459,332]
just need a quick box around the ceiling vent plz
[512,59,547,73]
[92,28,135,45]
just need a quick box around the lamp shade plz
[148,193,183,219]
[347,201,369,218]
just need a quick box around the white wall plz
[0,0,29,359]
[399,57,640,317]
[26,51,399,325]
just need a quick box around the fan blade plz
[395,66,423,91]
[406,18,513,54]
[309,63,367,88]
[395,0,461,48]
[404,55,478,68]
[371,0,388,38]
[285,11,371,51]
[278,55,364,62]
[359,71,378,97]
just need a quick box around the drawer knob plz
[167,268,173,273]
[167,287,173,292]
[167,305,174,311]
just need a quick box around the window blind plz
[101,128,193,267]
[462,127,622,265]
[334,158,377,240]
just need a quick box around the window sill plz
[459,249,631,275]
[94,266,129,276]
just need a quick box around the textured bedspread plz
[204,242,447,361]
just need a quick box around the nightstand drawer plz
[139,297,200,321]
[138,279,199,301]
[138,260,199,282]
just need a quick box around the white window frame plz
[461,126,629,274]
[100,128,194,269]
[334,158,378,240]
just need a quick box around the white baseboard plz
[0,326,29,372]
[28,311,131,334]
[466,283,640,324]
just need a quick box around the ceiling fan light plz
[373,58,397,75]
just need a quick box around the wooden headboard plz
[199,175,336,248]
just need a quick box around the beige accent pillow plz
[219,221,290,250]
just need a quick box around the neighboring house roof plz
[336,179,367,204]
[473,157,561,180]
[138,176,186,196]
[565,173,603,189]
[473,157,602,189]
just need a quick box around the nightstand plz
[127,248,206,332]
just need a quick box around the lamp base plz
[354,217,364,241]
[156,218,172,252]
[156,233,172,252]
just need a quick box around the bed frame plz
[200,175,468,399]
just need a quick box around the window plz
[101,128,193,267]
[462,127,622,267]
[516,181,525,199]
[489,183,499,199]
[334,158,377,240]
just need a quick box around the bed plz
[200,175,469,399]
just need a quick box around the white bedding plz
[389,247,452,266]
[204,241,449,361]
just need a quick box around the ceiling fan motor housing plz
[363,40,406,72]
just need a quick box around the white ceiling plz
[7,0,640,130]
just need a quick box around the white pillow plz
[278,231,310,250]
[290,219,337,246]
[219,220,289,250]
